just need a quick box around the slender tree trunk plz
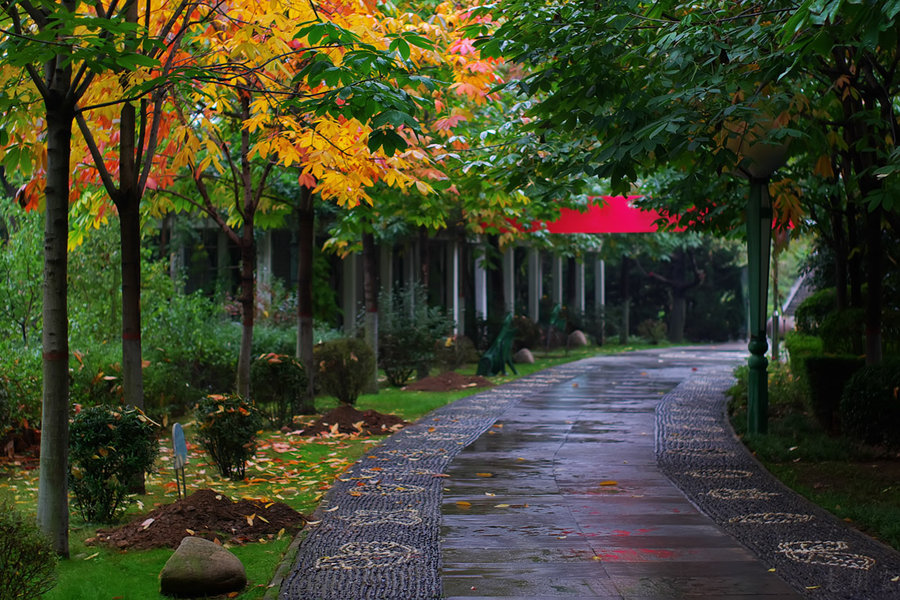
[237,227,255,397]
[295,185,316,410]
[847,202,863,308]
[362,232,379,393]
[235,94,256,398]
[830,196,848,310]
[865,206,884,365]
[118,200,144,410]
[37,101,73,558]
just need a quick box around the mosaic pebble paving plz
[657,371,900,599]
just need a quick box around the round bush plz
[0,502,57,600]
[820,308,865,355]
[434,335,479,372]
[794,287,837,335]
[314,338,375,404]
[840,361,900,447]
[250,353,311,426]
[69,406,159,523]
[194,394,264,480]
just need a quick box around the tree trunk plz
[236,224,255,397]
[865,206,884,365]
[235,95,256,398]
[118,199,144,411]
[37,102,73,558]
[829,194,848,310]
[669,292,686,343]
[847,202,863,308]
[362,232,379,393]
[295,185,316,410]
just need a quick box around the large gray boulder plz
[513,348,535,364]
[160,536,246,598]
[567,330,589,347]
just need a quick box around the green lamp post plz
[730,121,789,435]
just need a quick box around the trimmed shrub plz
[511,315,541,352]
[804,356,865,434]
[378,284,454,386]
[194,394,264,480]
[314,338,375,404]
[0,502,57,600]
[820,308,865,355]
[840,360,900,447]
[434,335,479,372]
[794,287,837,335]
[69,406,159,523]
[637,319,667,344]
[250,353,311,426]
[784,332,823,377]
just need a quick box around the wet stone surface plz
[279,346,900,599]
[441,347,800,599]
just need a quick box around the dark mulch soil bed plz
[86,489,305,550]
[298,405,408,436]
[402,371,494,392]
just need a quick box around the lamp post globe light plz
[729,121,790,435]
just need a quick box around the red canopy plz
[537,195,678,234]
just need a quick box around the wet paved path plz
[278,346,900,600]
[441,346,798,599]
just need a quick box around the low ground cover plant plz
[0,502,57,600]
[194,394,264,480]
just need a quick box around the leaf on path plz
[455,500,472,508]
[599,480,618,486]
[476,472,493,478]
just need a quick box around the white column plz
[528,247,541,322]
[595,256,606,344]
[503,247,515,315]
[551,255,563,306]
[594,257,606,314]
[379,243,393,298]
[257,230,273,290]
[449,241,460,335]
[475,248,488,321]
[574,259,585,314]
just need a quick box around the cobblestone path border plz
[279,362,592,600]
[656,368,900,600]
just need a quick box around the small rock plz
[160,536,246,598]
[567,330,588,347]
[513,348,535,364]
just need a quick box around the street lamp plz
[729,121,789,435]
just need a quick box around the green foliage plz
[378,284,453,386]
[804,356,865,434]
[783,331,823,377]
[0,206,42,347]
[194,394,264,480]
[250,353,311,427]
[68,406,159,523]
[636,318,667,344]
[794,288,837,336]
[142,292,238,417]
[0,350,41,431]
[314,338,375,404]
[511,315,541,351]
[434,335,479,372]
[820,308,865,355]
[0,502,57,600]
[840,361,900,447]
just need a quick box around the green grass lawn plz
[1,343,651,599]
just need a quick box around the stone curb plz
[656,370,900,600]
